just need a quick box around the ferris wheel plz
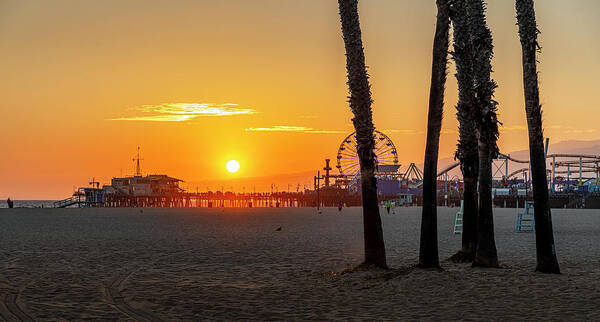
[336,130,399,182]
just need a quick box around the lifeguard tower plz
[453,200,463,234]
[515,201,535,232]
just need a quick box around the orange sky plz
[1,0,600,199]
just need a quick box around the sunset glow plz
[245,126,343,134]
[2,0,600,199]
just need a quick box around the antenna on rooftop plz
[89,177,99,189]
[133,146,143,176]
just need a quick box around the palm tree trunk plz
[449,0,479,262]
[473,138,499,267]
[458,156,479,261]
[467,0,500,268]
[419,0,450,269]
[515,0,560,274]
[337,0,387,268]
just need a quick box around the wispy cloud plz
[110,115,199,122]
[109,103,256,122]
[556,128,597,134]
[382,128,459,135]
[245,126,343,134]
[385,129,424,135]
[304,130,345,134]
[502,125,528,131]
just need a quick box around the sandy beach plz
[0,207,598,320]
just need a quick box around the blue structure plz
[377,179,401,195]
[355,179,402,195]
[516,201,535,232]
[454,200,464,234]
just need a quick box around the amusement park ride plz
[314,130,423,193]
[336,130,400,183]
[315,131,600,206]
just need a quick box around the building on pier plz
[103,175,184,197]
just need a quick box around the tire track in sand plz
[0,272,48,322]
[3,292,35,322]
[103,249,193,322]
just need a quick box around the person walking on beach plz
[7,198,14,208]
[337,200,343,214]
[385,201,391,215]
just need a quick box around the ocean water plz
[0,200,56,208]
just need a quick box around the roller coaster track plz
[436,152,600,179]
[436,162,460,177]
[432,152,528,178]
[506,168,553,179]
[103,249,193,322]
[549,153,600,159]
[500,153,600,163]
[497,153,529,164]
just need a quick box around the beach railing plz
[54,196,81,208]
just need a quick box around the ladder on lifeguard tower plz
[53,196,81,208]
[516,201,535,232]
[454,200,464,234]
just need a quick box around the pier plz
[56,190,365,209]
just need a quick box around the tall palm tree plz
[449,0,479,262]
[419,0,451,268]
[337,0,387,268]
[515,0,560,273]
[467,0,500,268]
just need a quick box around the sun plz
[226,160,240,173]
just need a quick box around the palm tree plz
[419,0,451,268]
[449,0,479,262]
[467,0,500,268]
[337,0,387,268]
[515,0,560,273]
